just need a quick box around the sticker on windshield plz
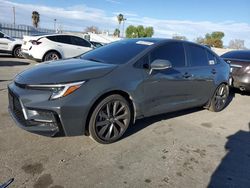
[136,41,154,46]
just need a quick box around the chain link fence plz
[0,22,55,38]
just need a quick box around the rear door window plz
[188,44,208,67]
[150,42,186,68]
[47,35,72,45]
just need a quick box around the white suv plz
[21,34,93,62]
[0,31,23,57]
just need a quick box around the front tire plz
[89,94,132,144]
[209,84,229,112]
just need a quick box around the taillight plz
[29,40,42,45]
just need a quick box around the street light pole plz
[122,18,127,38]
[13,6,16,25]
[54,19,57,32]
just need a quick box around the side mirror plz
[4,35,11,39]
[149,59,172,74]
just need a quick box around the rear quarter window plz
[206,51,218,65]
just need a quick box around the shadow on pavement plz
[0,61,30,66]
[124,88,236,139]
[123,107,203,139]
[208,125,250,187]
[0,54,14,58]
[0,79,12,82]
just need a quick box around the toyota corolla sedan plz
[221,50,250,92]
[8,38,230,144]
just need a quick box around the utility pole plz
[54,19,57,32]
[13,6,16,25]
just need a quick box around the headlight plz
[27,81,85,100]
[246,66,250,74]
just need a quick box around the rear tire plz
[209,83,229,112]
[89,94,132,144]
[12,45,22,58]
[43,51,60,62]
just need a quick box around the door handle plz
[211,69,217,74]
[183,72,193,79]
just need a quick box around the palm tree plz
[117,14,124,37]
[32,11,40,28]
[113,28,120,37]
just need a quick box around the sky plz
[0,0,250,47]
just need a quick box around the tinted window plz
[71,36,91,47]
[47,35,72,44]
[0,32,4,38]
[188,44,208,66]
[81,39,152,64]
[206,51,217,65]
[221,51,250,61]
[150,42,186,67]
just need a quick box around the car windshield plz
[80,39,154,64]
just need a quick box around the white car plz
[21,34,93,62]
[0,31,23,57]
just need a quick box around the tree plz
[84,26,101,34]
[144,27,154,37]
[113,28,120,37]
[228,39,246,49]
[32,11,40,28]
[172,34,187,40]
[194,36,205,44]
[126,25,154,38]
[204,31,225,48]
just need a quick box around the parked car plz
[221,50,250,92]
[21,34,93,62]
[8,38,230,144]
[89,41,104,48]
[0,31,23,57]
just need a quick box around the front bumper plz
[21,51,42,62]
[8,88,64,136]
[7,82,91,137]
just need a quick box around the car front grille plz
[8,89,27,125]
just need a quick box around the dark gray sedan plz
[221,50,250,92]
[8,38,230,143]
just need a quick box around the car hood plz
[15,58,117,85]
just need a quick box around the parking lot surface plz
[1,55,250,188]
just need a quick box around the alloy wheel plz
[94,99,130,142]
[213,84,229,111]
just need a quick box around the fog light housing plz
[26,109,56,123]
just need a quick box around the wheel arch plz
[84,90,136,135]
[12,44,21,55]
[42,49,62,61]
[205,82,229,109]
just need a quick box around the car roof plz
[30,33,82,38]
[221,50,250,61]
